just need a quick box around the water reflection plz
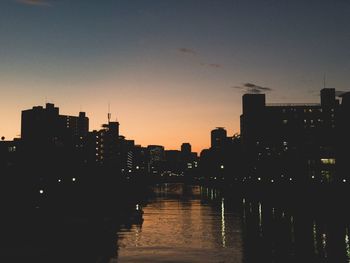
[112,184,350,263]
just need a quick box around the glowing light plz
[39,190,44,194]
[58,179,61,183]
[345,228,350,259]
[258,177,261,181]
[72,178,76,182]
[220,165,224,169]
[343,179,347,183]
[320,158,336,165]
[221,198,226,247]
[271,179,274,183]
[258,202,262,236]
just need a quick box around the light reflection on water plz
[111,184,350,263]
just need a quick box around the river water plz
[110,183,350,263]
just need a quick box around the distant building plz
[211,127,227,149]
[147,145,165,174]
[89,121,120,166]
[21,103,89,167]
[0,139,21,169]
[181,143,191,154]
[240,88,346,182]
[21,103,89,142]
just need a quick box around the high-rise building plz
[21,103,89,142]
[20,103,89,167]
[181,143,191,154]
[211,127,227,149]
[89,121,120,166]
[240,88,342,182]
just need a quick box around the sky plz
[1,0,350,152]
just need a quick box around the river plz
[109,183,350,263]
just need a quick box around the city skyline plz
[1,0,350,152]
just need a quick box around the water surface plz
[112,184,350,263]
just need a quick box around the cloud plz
[232,83,273,94]
[336,90,349,97]
[16,0,51,6]
[177,48,222,69]
[178,48,197,55]
[200,63,222,68]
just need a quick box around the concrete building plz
[240,88,344,182]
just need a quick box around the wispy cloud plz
[200,63,222,68]
[16,0,51,6]
[232,83,273,94]
[336,90,349,97]
[178,48,197,55]
[177,48,223,69]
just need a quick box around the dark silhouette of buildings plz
[211,127,228,149]
[89,121,120,166]
[200,129,243,182]
[20,103,89,169]
[2,89,350,186]
[240,88,348,183]
[21,103,89,142]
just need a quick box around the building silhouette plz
[211,127,228,149]
[147,145,165,174]
[20,103,89,169]
[89,121,120,166]
[240,88,347,182]
[21,103,88,142]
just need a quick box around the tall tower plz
[211,127,227,149]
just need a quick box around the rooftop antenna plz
[323,73,327,89]
[108,102,111,124]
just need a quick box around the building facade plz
[240,88,348,183]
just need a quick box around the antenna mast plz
[108,103,111,123]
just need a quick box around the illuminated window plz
[8,146,16,152]
[283,120,288,124]
[320,158,336,165]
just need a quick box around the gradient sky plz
[1,0,349,152]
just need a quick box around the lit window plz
[321,158,336,164]
[283,120,288,124]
